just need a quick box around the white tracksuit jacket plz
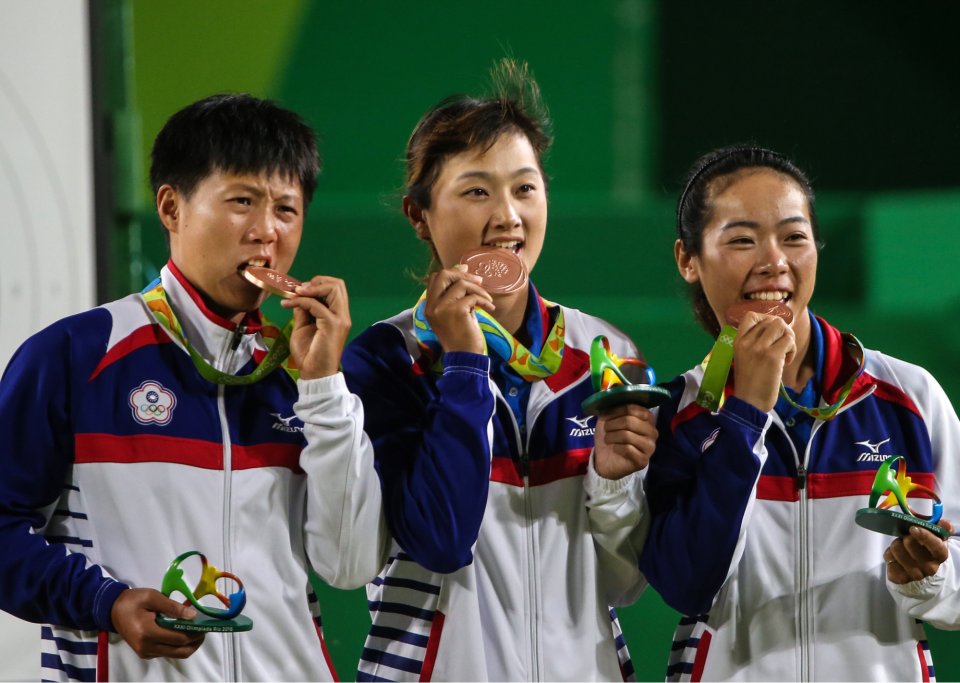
[0,262,388,681]
[642,314,960,681]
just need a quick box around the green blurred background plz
[96,0,960,679]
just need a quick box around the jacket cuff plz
[441,352,490,375]
[297,372,348,398]
[93,579,130,633]
[889,560,947,600]
[584,449,640,500]
[719,396,771,433]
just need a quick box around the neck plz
[168,258,248,325]
[781,310,816,392]
[491,286,530,340]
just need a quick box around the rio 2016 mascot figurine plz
[581,336,671,416]
[855,456,949,540]
[156,551,253,632]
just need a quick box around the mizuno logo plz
[855,438,892,462]
[566,415,595,437]
[271,413,302,433]
[855,438,890,454]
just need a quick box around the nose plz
[489,193,522,232]
[247,209,278,245]
[756,238,788,276]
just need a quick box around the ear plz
[402,195,431,243]
[157,184,183,236]
[675,239,701,284]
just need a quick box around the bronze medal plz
[241,266,301,299]
[459,247,528,294]
[725,299,794,329]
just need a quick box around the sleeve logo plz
[129,380,177,426]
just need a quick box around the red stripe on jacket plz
[490,448,592,487]
[74,433,304,473]
[89,324,172,381]
[757,471,935,502]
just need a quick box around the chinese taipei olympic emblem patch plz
[129,380,177,426]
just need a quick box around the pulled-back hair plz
[677,146,821,338]
[150,94,320,245]
[405,58,553,212]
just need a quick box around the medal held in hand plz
[458,247,528,294]
[581,336,671,416]
[241,265,302,298]
[855,456,949,540]
[156,551,254,632]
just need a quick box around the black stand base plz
[156,613,253,633]
[855,507,949,540]
[581,384,672,416]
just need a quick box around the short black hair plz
[150,94,320,242]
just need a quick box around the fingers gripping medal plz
[581,336,671,416]
[855,456,949,540]
[156,551,253,632]
[695,300,794,412]
[459,247,528,294]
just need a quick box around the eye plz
[278,205,298,215]
[516,184,536,194]
[230,197,252,206]
[785,232,808,242]
[463,188,488,197]
[728,236,754,246]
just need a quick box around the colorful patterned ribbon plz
[412,289,565,382]
[695,324,864,420]
[142,277,300,385]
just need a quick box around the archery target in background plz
[0,0,95,374]
[0,1,95,679]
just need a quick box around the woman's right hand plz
[732,311,797,413]
[424,264,495,354]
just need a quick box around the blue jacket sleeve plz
[341,323,495,574]
[0,313,128,632]
[639,378,770,616]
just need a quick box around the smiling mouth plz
[484,238,523,255]
[744,290,791,302]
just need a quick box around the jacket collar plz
[816,314,871,405]
[160,260,262,370]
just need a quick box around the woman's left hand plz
[594,404,658,481]
[884,519,954,584]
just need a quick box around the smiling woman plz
[639,146,960,682]
[340,59,657,681]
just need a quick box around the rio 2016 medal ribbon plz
[241,266,302,299]
[156,551,254,632]
[580,335,671,416]
[458,247,528,294]
[855,456,948,540]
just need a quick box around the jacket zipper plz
[782,387,876,682]
[501,396,541,681]
[218,332,242,681]
[495,365,588,680]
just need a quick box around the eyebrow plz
[455,167,540,182]
[225,184,301,202]
[720,216,809,230]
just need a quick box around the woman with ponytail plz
[641,146,960,681]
